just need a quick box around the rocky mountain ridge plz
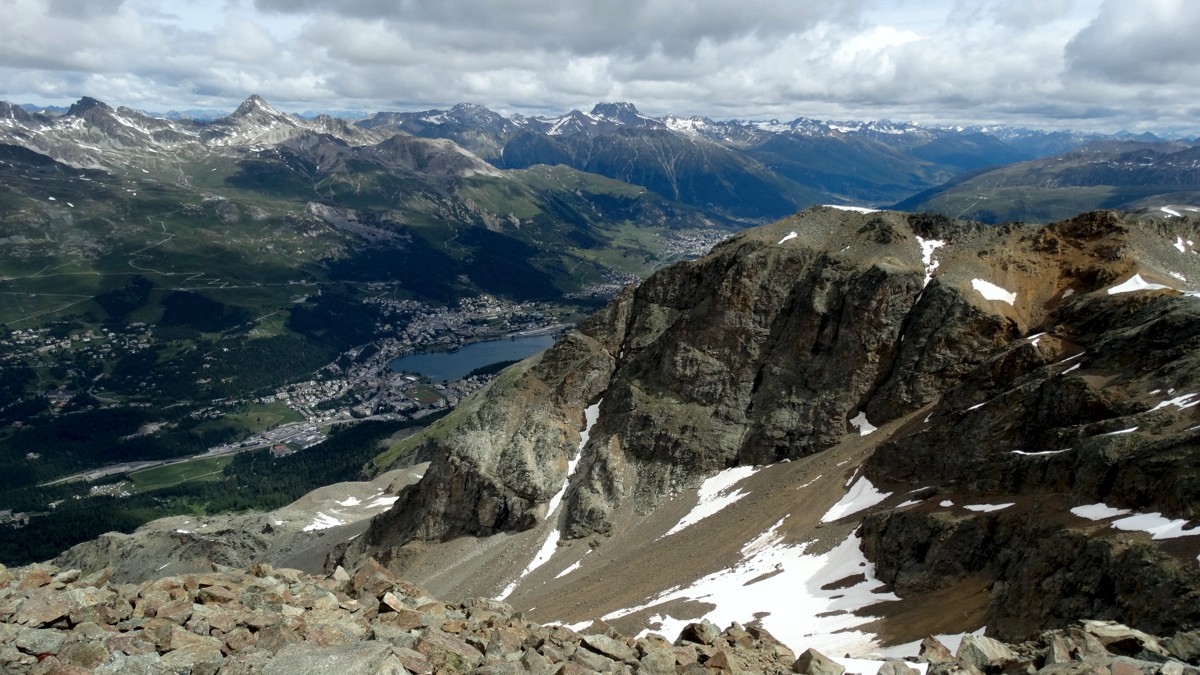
[1,558,1198,674]
[302,207,1200,652]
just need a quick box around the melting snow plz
[663,465,760,537]
[303,512,344,532]
[1102,427,1138,436]
[1111,512,1200,540]
[366,496,398,509]
[1176,237,1189,253]
[895,499,923,508]
[821,477,892,523]
[1150,392,1200,411]
[915,236,946,288]
[603,525,902,658]
[336,496,362,507]
[555,551,590,579]
[849,411,877,436]
[971,279,1017,305]
[1062,363,1082,375]
[939,500,955,507]
[1011,448,1071,456]
[1107,274,1173,295]
[825,204,880,214]
[963,503,1014,513]
[1071,503,1132,520]
[966,402,987,411]
[497,400,603,600]
[778,231,798,245]
[1163,207,1182,217]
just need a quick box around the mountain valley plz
[1,95,1200,673]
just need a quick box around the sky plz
[0,0,1197,134]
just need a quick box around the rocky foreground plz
[1,560,1198,675]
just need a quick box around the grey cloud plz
[1065,0,1200,86]
[256,0,867,57]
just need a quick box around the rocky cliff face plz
[340,206,1200,643]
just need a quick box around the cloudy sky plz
[0,0,1197,133]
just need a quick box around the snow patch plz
[604,528,902,659]
[366,496,398,509]
[1107,274,1173,295]
[849,411,877,436]
[915,236,946,288]
[821,477,892,523]
[663,465,760,537]
[1102,426,1138,436]
[1012,448,1071,456]
[825,204,879,213]
[1162,207,1182,217]
[939,500,955,507]
[555,551,590,579]
[964,503,1014,513]
[778,231,798,245]
[971,279,1017,305]
[966,401,986,411]
[303,512,344,532]
[1111,512,1200,540]
[1176,237,1189,253]
[1071,503,1132,520]
[336,496,361,507]
[1150,392,1200,411]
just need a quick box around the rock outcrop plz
[1,560,1197,674]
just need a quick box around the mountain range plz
[52,206,1200,666]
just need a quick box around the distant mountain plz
[896,139,1200,223]
[357,101,1165,221]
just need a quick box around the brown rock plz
[15,626,68,655]
[679,620,722,646]
[793,647,845,675]
[198,585,238,605]
[581,633,638,663]
[416,629,484,672]
[103,630,157,656]
[225,626,257,652]
[58,640,111,669]
[15,591,72,627]
[639,648,679,675]
[350,559,397,600]
[878,661,922,675]
[708,648,740,672]
[19,568,53,590]
[957,634,1018,671]
[919,635,956,664]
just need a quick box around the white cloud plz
[0,0,1194,133]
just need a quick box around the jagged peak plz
[230,94,286,120]
[590,101,640,117]
[65,96,112,117]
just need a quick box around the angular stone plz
[261,642,395,675]
[1083,620,1169,658]
[878,661,922,675]
[919,635,955,664]
[15,627,68,655]
[59,640,111,669]
[957,634,1018,671]
[331,566,351,582]
[417,630,484,672]
[639,648,679,675]
[569,645,618,672]
[16,591,73,626]
[93,652,173,674]
[350,559,397,600]
[793,647,845,675]
[1165,630,1200,664]
[197,585,238,605]
[155,599,194,624]
[581,633,638,663]
[927,662,985,675]
[381,646,426,673]
[104,629,158,656]
[18,568,53,590]
[165,624,224,656]
[226,626,257,652]
[679,619,722,646]
[708,648,740,672]
[304,622,362,646]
